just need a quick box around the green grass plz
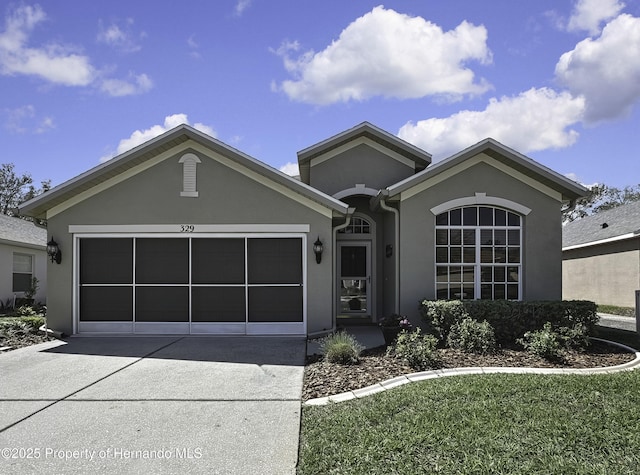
[598,304,636,318]
[298,330,640,474]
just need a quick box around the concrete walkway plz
[0,336,305,475]
[598,313,638,332]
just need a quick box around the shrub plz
[320,332,364,365]
[447,318,496,355]
[387,328,440,371]
[419,300,468,342]
[518,323,563,361]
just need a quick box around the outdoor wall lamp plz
[313,237,323,264]
[47,238,62,264]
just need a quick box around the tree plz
[562,183,640,223]
[0,163,50,217]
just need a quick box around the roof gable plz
[19,124,349,220]
[563,200,640,249]
[387,138,587,202]
[297,122,432,184]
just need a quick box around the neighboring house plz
[0,213,47,307]
[19,122,586,336]
[563,200,640,308]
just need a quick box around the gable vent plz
[179,153,201,197]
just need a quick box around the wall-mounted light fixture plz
[313,237,323,264]
[386,244,393,258]
[47,238,62,264]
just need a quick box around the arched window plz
[338,216,371,234]
[435,206,522,300]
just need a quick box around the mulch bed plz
[303,340,637,401]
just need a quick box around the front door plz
[337,241,371,320]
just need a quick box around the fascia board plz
[562,232,639,251]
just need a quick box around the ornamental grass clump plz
[387,328,441,371]
[320,331,364,365]
[447,317,496,355]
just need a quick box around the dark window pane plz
[494,267,506,282]
[436,213,448,225]
[462,284,474,300]
[508,230,520,246]
[449,285,463,300]
[494,284,506,300]
[340,245,367,277]
[192,287,245,322]
[463,230,475,245]
[494,230,506,245]
[450,266,462,282]
[450,229,462,245]
[436,247,448,263]
[494,247,506,263]
[508,247,520,263]
[436,229,448,245]
[463,248,475,263]
[13,273,31,292]
[481,247,493,263]
[463,266,475,282]
[436,266,448,282]
[249,238,302,284]
[136,239,188,284]
[436,285,449,300]
[450,247,462,263]
[507,284,519,300]
[248,286,302,322]
[192,238,245,284]
[81,238,133,284]
[135,286,189,322]
[450,208,461,225]
[480,229,493,245]
[508,212,520,226]
[508,267,519,283]
[479,207,493,226]
[481,284,492,299]
[495,209,506,226]
[80,287,133,321]
[463,207,477,226]
[481,266,492,282]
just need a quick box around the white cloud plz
[274,6,492,105]
[398,88,585,160]
[0,4,95,86]
[4,104,55,134]
[97,18,144,53]
[556,14,640,122]
[567,0,625,35]
[100,73,153,97]
[279,162,300,177]
[235,0,252,17]
[100,114,217,162]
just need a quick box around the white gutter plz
[562,232,639,251]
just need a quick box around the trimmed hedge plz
[419,299,598,346]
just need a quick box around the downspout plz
[307,207,355,339]
[377,191,400,315]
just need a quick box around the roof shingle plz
[563,200,640,248]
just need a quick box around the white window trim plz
[430,193,531,216]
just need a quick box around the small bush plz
[447,318,496,355]
[419,300,468,342]
[518,323,563,361]
[320,332,364,365]
[387,328,440,371]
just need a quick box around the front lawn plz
[298,328,640,474]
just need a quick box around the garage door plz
[77,236,305,335]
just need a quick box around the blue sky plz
[2,0,639,190]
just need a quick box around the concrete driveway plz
[0,336,305,475]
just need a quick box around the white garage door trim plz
[72,230,307,336]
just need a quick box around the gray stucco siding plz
[398,160,564,323]
[45,147,335,335]
[310,143,415,196]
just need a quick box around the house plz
[563,200,640,308]
[18,122,586,336]
[0,213,47,308]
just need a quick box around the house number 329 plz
[180,225,195,232]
